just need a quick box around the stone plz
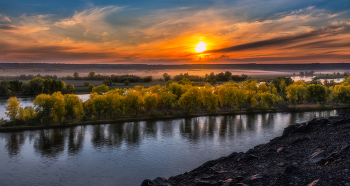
[307,179,320,186]
[309,150,326,164]
[245,174,267,185]
[339,144,350,155]
[283,164,298,174]
[277,162,286,167]
[277,147,285,153]
[154,177,168,184]
[141,179,158,186]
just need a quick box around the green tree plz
[73,72,79,79]
[124,80,130,86]
[103,79,112,86]
[0,80,12,96]
[88,71,96,80]
[88,84,95,92]
[84,82,90,87]
[92,85,109,94]
[306,84,328,105]
[163,73,171,81]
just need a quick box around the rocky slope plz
[141,114,350,186]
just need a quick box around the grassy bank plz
[1,104,349,132]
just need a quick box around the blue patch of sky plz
[0,0,348,19]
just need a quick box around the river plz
[0,109,348,185]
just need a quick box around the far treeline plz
[0,71,248,96]
[3,75,350,127]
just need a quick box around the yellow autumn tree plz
[5,97,20,122]
[143,93,158,111]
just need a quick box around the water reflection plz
[1,110,350,186]
[5,133,25,156]
[34,129,66,158]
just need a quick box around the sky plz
[0,0,350,64]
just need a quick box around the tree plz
[0,80,12,96]
[235,88,247,110]
[124,80,130,86]
[33,94,54,124]
[306,84,328,105]
[143,93,158,111]
[73,72,79,79]
[9,80,23,93]
[200,87,218,112]
[25,106,36,120]
[105,92,124,118]
[124,91,143,117]
[259,92,277,109]
[179,87,202,113]
[5,97,20,121]
[17,107,26,121]
[84,82,90,87]
[163,73,171,81]
[88,84,95,92]
[51,92,66,122]
[160,90,176,108]
[88,71,96,80]
[91,95,109,119]
[64,94,84,121]
[92,85,109,94]
[103,79,112,86]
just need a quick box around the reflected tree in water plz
[34,129,66,157]
[5,133,25,156]
[180,118,201,142]
[68,126,85,155]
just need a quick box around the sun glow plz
[195,42,207,53]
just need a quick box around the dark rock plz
[146,115,350,186]
[267,148,276,153]
[277,147,285,153]
[235,176,244,181]
[154,177,168,184]
[245,174,268,185]
[277,162,286,167]
[307,179,320,186]
[141,179,158,186]
[283,164,298,174]
[339,144,350,155]
[309,150,326,164]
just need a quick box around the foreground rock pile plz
[141,114,350,186]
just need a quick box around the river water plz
[0,109,348,186]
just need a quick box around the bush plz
[124,80,130,86]
[84,82,90,87]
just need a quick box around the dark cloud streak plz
[207,25,350,53]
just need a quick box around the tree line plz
[3,75,350,127]
[0,78,74,96]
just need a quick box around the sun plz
[195,42,207,53]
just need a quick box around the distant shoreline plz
[1,104,349,132]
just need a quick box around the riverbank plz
[141,114,350,186]
[1,104,349,132]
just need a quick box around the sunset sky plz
[0,0,350,64]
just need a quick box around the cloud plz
[0,14,11,22]
[207,25,350,53]
[0,25,18,30]
[1,4,350,63]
